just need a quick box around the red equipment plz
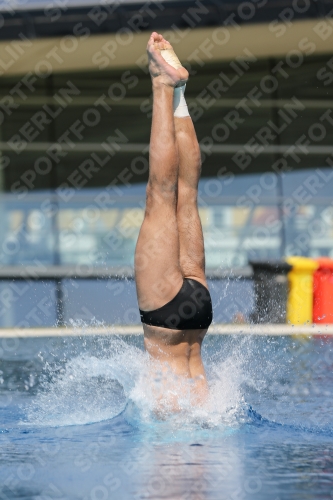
[313,257,333,324]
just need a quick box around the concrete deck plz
[0,324,333,338]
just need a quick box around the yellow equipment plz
[286,257,319,325]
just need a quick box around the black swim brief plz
[139,278,213,330]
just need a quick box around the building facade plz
[0,0,333,325]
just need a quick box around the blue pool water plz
[1,333,333,499]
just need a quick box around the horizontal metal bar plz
[0,324,332,337]
[1,96,332,109]
[0,0,185,13]
[0,265,252,280]
[0,142,149,153]
[206,266,253,279]
[0,265,135,280]
[207,145,333,154]
[2,142,333,154]
[0,193,332,205]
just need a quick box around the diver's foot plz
[147,32,188,88]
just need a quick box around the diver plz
[135,32,213,408]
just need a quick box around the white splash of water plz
[27,337,145,426]
[27,334,251,429]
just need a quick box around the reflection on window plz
[1,169,333,268]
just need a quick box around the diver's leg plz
[135,32,188,312]
[188,333,209,404]
[175,115,209,394]
[175,116,207,287]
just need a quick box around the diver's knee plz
[146,180,177,210]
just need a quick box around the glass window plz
[0,192,55,266]
[62,279,139,326]
[0,280,57,328]
[282,168,333,257]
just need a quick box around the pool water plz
[1,333,333,499]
